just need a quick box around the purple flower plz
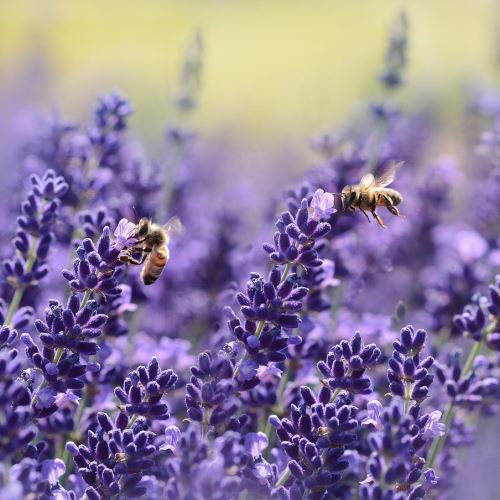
[453,229,488,263]
[41,459,66,485]
[362,399,383,427]
[271,384,357,495]
[113,284,138,314]
[2,170,68,305]
[422,410,446,439]
[244,432,268,458]
[263,199,331,269]
[361,404,438,499]
[0,348,35,461]
[239,359,259,381]
[113,218,138,251]
[309,188,336,221]
[34,387,57,409]
[387,325,434,405]
[253,461,273,482]
[319,259,341,289]
[94,91,133,131]
[423,468,439,489]
[1,25,499,499]
[54,391,80,409]
[317,331,381,395]
[185,351,239,430]
[114,357,177,420]
[67,412,154,498]
[160,425,182,453]
[256,362,282,382]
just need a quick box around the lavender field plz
[0,3,499,500]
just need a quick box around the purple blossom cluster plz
[0,14,499,500]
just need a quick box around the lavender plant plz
[0,10,499,500]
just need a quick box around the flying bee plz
[121,216,183,285]
[339,161,404,228]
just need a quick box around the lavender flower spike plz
[2,169,68,326]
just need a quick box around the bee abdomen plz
[142,273,158,285]
[141,265,163,285]
[390,192,403,205]
[141,245,169,286]
[381,188,403,205]
[153,246,169,264]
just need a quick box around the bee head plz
[341,186,358,208]
[135,218,151,238]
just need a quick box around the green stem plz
[59,446,71,483]
[80,290,91,309]
[201,407,210,439]
[281,262,291,282]
[403,380,412,415]
[127,414,139,430]
[4,235,40,327]
[274,460,291,488]
[59,388,90,486]
[72,390,89,431]
[5,288,25,327]
[426,321,496,469]
[255,320,265,338]
[425,400,454,469]
[462,338,483,375]
[330,387,341,402]
[261,366,291,458]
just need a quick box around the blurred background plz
[1,0,500,161]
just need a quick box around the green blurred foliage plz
[0,0,499,152]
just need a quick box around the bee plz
[121,216,183,285]
[340,161,404,228]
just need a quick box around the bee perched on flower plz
[115,216,183,285]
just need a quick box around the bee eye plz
[348,192,357,204]
[136,221,150,237]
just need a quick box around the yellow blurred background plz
[1,0,499,152]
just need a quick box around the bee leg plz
[382,196,403,217]
[386,205,400,216]
[372,208,387,228]
[120,249,150,266]
[390,206,405,218]
[359,208,371,223]
[119,254,144,266]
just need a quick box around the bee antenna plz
[131,205,139,222]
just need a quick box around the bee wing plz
[162,216,184,236]
[374,161,404,188]
[359,173,376,189]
